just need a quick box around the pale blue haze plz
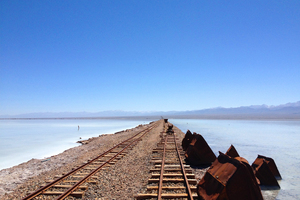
[1,1,300,115]
[0,119,151,170]
[170,119,300,200]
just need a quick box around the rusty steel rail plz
[136,122,197,200]
[56,124,153,200]
[158,135,168,200]
[174,133,194,200]
[22,120,160,200]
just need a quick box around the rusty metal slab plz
[182,130,193,151]
[197,152,263,200]
[252,155,281,188]
[185,132,216,165]
[225,145,240,158]
[252,155,282,180]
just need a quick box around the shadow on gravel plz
[184,158,210,169]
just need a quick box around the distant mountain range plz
[167,101,300,119]
[1,101,300,119]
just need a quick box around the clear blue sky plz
[1,1,300,115]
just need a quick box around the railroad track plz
[136,123,198,200]
[22,120,161,200]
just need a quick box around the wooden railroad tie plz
[40,185,88,190]
[155,164,190,168]
[147,185,197,191]
[41,191,84,198]
[151,173,195,178]
[46,180,97,184]
[148,178,197,184]
[150,168,193,173]
[136,193,198,199]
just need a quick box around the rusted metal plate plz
[182,130,193,151]
[225,145,240,158]
[252,155,281,188]
[197,152,263,200]
[252,155,282,180]
[184,132,216,165]
[253,159,280,188]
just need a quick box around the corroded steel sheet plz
[252,155,281,188]
[225,145,240,158]
[252,159,280,188]
[197,152,263,200]
[252,155,282,180]
[185,132,216,165]
[182,130,193,151]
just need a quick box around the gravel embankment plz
[0,120,161,199]
[0,120,275,200]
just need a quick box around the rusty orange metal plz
[197,152,263,200]
[252,155,281,180]
[182,130,193,151]
[225,145,240,158]
[252,159,280,188]
[251,155,281,188]
[185,132,216,165]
